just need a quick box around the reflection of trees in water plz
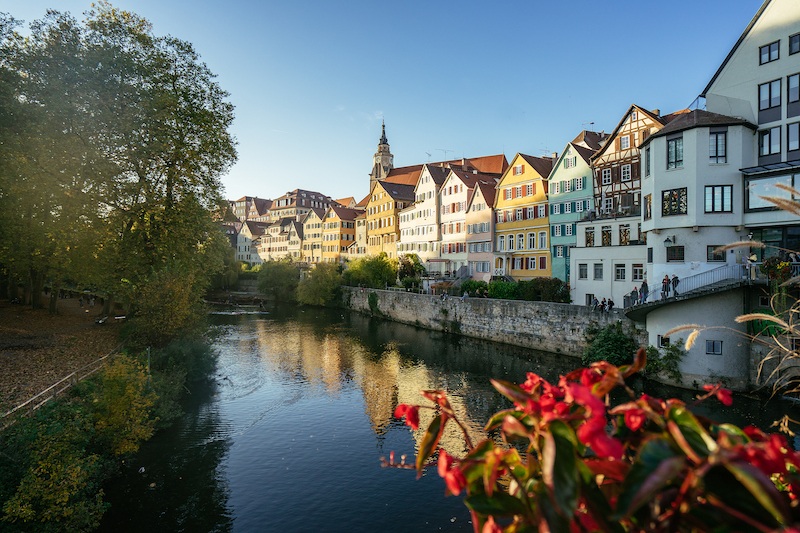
[98,380,233,533]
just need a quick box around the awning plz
[740,159,800,176]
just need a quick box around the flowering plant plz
[761,256,793,283]
[390,349,800,532]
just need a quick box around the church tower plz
[369,121,394,188]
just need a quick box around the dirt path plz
[0,296,122,413]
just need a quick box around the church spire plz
[369,120,394,189]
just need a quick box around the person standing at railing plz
[662,275,670,300]
[640,279,649,304]
[672,275,680,296]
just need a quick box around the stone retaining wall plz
[343,287,647,358]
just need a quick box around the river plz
[99,304,800,532]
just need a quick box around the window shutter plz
[551,226,556,236]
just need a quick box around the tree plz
[0,4,236,336]
[258,259,300,301]
[581,322,638,367]
[297,262,342,306]
[342,253,397,289]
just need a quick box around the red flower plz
[481,515,502,533]
[624,408,646,432]
[394,403,420,430]
[702,384,734,406]
[437,450,466,496]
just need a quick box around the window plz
[564,202,572,214]
[615,264,626,281]
[645,146,651,176]
[578,263,588,279]
[585,228,595,247]
[528,257,537,270]
[552,203,561,215]
[497,235,505,251]
[537,205,545,218]
[662,187,688,216]
[602,197,613,213]
[526,184,533,196]
[759,126,781,156]
[619,224,630,245]
[504,188,511,200]
[658,335,671,348]
[704,185,732,213]
[666,245,685,262]
[539,256,546,270]
[565,224,573,236]
[601,225,611,246]
[707,245,726,262]
[620,136,630,150]
[790,74,799,103]
[759,79,781,110]
[515,208,523,221]
[706,340,723,355]
[709,131,727,163]
[789,122,800,152]
[515,186,522,197]
[554,225,562,237]
[745,173,796,210]
[667,137,683,169]
[647,247,653,263]
[555,246,564,258]
[539,231,547,249]
[514,257,523,270]
[593,263,603,280]
[792,34,800,55]
[632,264,644,281]
[644,194,652,220]
[528,232,536,249]
[621,164,631,182]
[602,168,611,185]
[508,235,515,250]
[513,164,524,175]
[760,41,779,64]
[564,157,576,168]
[517,233,524,250]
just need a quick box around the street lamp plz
[664,236,674,247]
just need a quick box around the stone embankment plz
[343,287,647,357]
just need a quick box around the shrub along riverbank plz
[0,336,217,532]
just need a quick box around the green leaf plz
[576,462,626,533]
[616,438,685,517]
[543,420,580,518]
[725,462,790,523]
[715,423,750,444]
[465,491,528,517]
[666,406,717,459]
[485,409,526,432]
[416,414,443,472]
[490,379,531,406]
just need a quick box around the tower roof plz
[379,120,388,145]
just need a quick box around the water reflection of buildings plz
[250,318,490,457]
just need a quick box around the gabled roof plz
[518,154,555,178]
[448,168,500,190]
[244,221,270,236]
[423,164,451,188]
[701,0,772,97]
[641,109,757,146]
[571,130,609,152]
[289,221,303,239]
[329,205,363,221]
[334,196,356,208]
[378,181,415,201]
[383,164,424,186]
[470,180,497,210]
[589,104,688,163]
[356,194,370,208]
[252,198,272,215]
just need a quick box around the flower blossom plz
[394,403,420,430]
[437,450,466,496]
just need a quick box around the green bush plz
[518,277,570,302]
[460,279,487,297]
[581,322,638,367]
[297,262,342,306]
[258,259,300,301]
[488,280,519,300]
[644,342,685,383]
[342,253,397,289]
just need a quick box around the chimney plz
[551,152,558,160]
[651,109,660,116]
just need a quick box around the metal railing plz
[638,264,755,305]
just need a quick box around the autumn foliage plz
[392,348,800,532]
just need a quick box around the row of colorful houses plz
[224,0,800,390]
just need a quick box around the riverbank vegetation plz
[0,3,235,530]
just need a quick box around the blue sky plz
[7,1,763,203]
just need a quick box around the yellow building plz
[321,205,363,263]
[301,208,325,264]
[366,177,416,258]
[493,153,555,280]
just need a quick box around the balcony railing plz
[633,263,766,307]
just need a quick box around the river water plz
[99,304,800,532]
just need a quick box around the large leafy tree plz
[0,4,236,342]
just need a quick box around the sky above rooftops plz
[8,0,763,203]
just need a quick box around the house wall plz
[343,287,647,358]
[645,289,750,390]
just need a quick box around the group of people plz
[629,280,649,305]
[591,296,615,312]
[661,274,680,300]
